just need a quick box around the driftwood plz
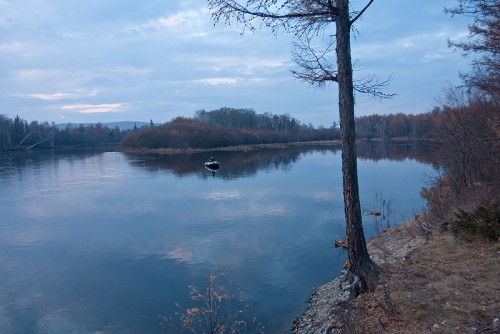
[18,132,32,147]
[27,136,52,149]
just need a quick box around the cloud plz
[124,7,209,38]
[0,40,24,53]
[25,90,98,101]
[198,55,288,73]
[422,49,451,62]
[351,28,470,69]
[0,1,471,126]
[14,69,59,80]
[30,93,78,100]
[193,77,240,86]
[163,11,192,27]
[397,31,448,49]
[60,103,125,114]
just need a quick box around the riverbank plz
[116,137,437,155]
[293,218,500,333]
[116,140,343,154]
[0,143,118,153]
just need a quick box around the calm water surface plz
[0,144,436,333]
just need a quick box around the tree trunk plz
[335,0,379,294]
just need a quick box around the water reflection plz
[0,142,438,333]
[0,142,437,183]
[123,141,438,179]
[356,140,439,166]
[123,148,300,179]
[0,148,112,182]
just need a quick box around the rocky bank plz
[292,219,500,333]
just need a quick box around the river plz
[0,142,437,333]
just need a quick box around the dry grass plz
[338,227,500,333]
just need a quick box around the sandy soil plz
[293,220,500,334]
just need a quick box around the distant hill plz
[56,121,153,130]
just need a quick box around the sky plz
[0,0,472,127]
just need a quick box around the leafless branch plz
[350,0,375,25]
[291,33,394,98]
[291,35,338,86]
[354,74,396,99]
[207,0,337,36]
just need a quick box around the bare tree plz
[207,0,389,293]
[446,0,500,103]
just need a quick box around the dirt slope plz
[293,220,500,333]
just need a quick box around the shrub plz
[160,273,263,334]
[451,203,500,242]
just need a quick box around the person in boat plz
[209,156,215,162]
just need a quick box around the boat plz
[204,160,220,170]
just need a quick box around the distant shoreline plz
[115,138,431,155]
[1,138,432,154]
[116,140,343,155]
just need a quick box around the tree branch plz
[350,0,375,25]
[291,35,338,86]
[207,0,338,35]
[354,74,396,99]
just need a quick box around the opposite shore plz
[116,138,434,155]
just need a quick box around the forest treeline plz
[356,109,441,139]
[2,103,493,152]
[0,109,341,151]
[117,104,491,150]
[0,114,127,150]
[117,108,340,149]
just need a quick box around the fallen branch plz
[28,136,52,149]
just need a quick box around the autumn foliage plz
[422,0,499,224]
[117,109,340,150]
